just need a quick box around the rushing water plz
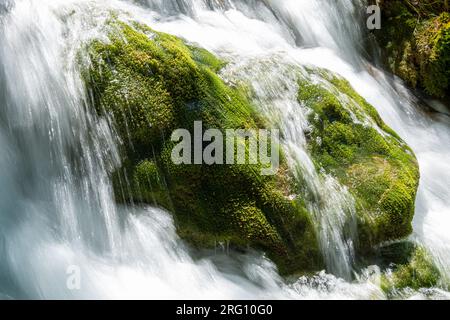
[0,0,449,299]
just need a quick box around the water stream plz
[0,0,449,299]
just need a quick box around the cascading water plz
[220,57,357,279]
[0,0,449,299]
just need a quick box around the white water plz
[0,0,449,299]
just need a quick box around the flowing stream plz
[0,0,449,299]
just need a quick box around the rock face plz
[372,0,450,99]
[81,18,420,275]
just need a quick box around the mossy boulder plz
[372,0,450,98]
[81,15,421,275]
[298,69,420,252]
[81,18,322,275]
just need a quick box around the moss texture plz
[298,69,420,252]
[82,18,322,275]
[373,0,450,98]
[81,16,421,275]
[381,245,442,295]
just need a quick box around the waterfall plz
[0,0,449,299]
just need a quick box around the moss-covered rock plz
[372,0,450,98]
[81,18,322,275]
[81,14,421,275]
[298,69,420,252]
[381,245,442,294]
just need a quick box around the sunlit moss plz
[82,15,422,276]
[82,18,322,275]
[298,70,420,251]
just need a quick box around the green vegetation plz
[82,18,322,275]
[381,245,442,294]
[374,0,450,98]
[81,15,421,275]
[298,70,420,252]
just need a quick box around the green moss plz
[416,12,450,97]
[298,70,420,251]
[82,15,421,276]
[374,1,450,98]
[187,45,226,73]
[82,18,322,275]
[381,246,441,293]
